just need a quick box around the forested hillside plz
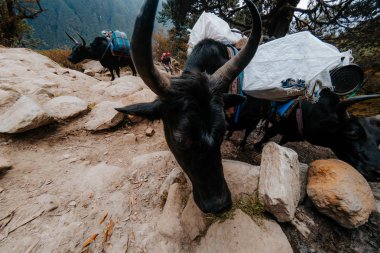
[28,0,162,49]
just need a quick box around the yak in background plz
[66,33,136,80]
[116,0,379,217]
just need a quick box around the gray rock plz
[0,96,54,133]
[369,182,380,201]
[82,60,104,73]
[196,209,293,253]
[0,157,12,172]
[181,196,206,240]
[130,151,178,174]
[43,95,88,120]
[299,163,309,203]
[124,133,137,144]
[157,183,186,240]
[75,162,124,192]
[159,167,188,200]
[105,77,142,97]
[259,142,301,222]
[84,101,124,131]
[375,200,380,213]
[223,159,260,200]
[180,160,260,240]
[0,89,19,107]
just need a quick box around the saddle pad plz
[110,31,130,57]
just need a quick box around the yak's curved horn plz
[337,94,380,118]
[131,0,170,99]
[77,33,86,46]
[211,0,262,93]
[65,32,79,44]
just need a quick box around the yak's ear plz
[223,94,246,109]
[115,99,162,121]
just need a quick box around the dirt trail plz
[1,49,375,253]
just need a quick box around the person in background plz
[161,52,173,75]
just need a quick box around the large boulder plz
[259,142,301,222]
[0,96,54,133]
[105,76,143,97]
[43,95,88,120]
[0,90,19,107]
[181,159,260,240]
[181,196,206,240]
[82,60,104,73]
[223,159,260,200]
[84,101,124,131]
[122,88,156,104]
[307,159,376,229]
[196,209,293,253]
[157,183,187,240]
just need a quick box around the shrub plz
[36,49,84,71]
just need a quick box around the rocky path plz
[0,48,379,253]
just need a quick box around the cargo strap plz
[100,41,112,61]
[226,45,244,125]
[296,101,304,137]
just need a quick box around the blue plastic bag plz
[110,31,130,57]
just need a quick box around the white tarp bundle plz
[187,12,243,55]
[243,31,353,101]
[188,13,353,101]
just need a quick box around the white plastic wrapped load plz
[187,12,243,55]
[243,31,353,101]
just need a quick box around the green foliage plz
[158,0,378,39]
[204,193,264,226]
[153,28,188,68]
[0,0,44,47]
[326,16,380,94]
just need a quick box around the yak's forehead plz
[163,74,225,142]
[170,72,213,96]
[167,73,222,119]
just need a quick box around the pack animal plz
[183,31,380,182]
[116,0,262,213]
[229,90,380,182]
[66,33,137,80]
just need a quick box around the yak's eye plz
[173,132,192,149]
[176,136,192,148]
[344,128,360,140]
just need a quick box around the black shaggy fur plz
[67,36,136,80]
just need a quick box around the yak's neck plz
[88,46,108,61]
[89,50,103,60]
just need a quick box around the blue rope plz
[227,45,245,125]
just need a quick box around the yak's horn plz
[337,94,380,118]
[131,0,170,99]
[211,0,262,93]
[77,33,86,46]
[65,32,79,44]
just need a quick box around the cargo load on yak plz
[243,31,356,101]
[101,30,131,58]
[187,12,245,55]
[188,14,363,102]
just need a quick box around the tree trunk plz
[266,0,300,38]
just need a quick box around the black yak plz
[116,0,262,213]
[66,33,136,80]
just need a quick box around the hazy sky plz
[297,0,309,9]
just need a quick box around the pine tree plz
[0,0,45,46]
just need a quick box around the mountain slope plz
[29,0,162,49]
